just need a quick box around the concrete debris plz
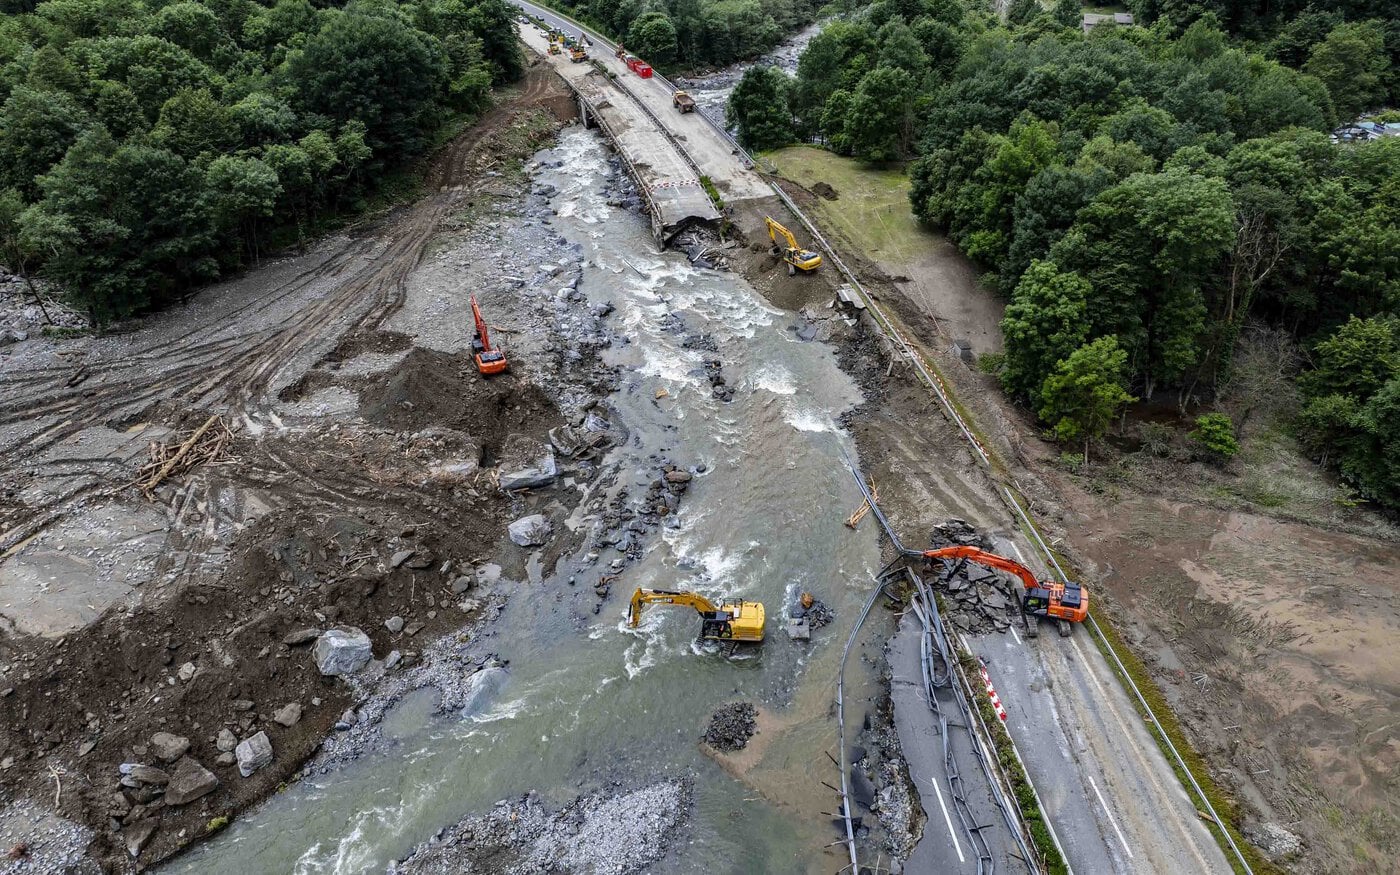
[385,615,405,634]
[125,765,169,786]
[507,514,553,548]
[703,702,757,751]
[235,731,273,778]
[929,518,991,550]
[313,628,373,676]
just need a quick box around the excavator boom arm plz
[470,295,493,351]
[912,545,1089,625]
[764,215,799,251]
[627,588,719,627]
[916,546,1040,592]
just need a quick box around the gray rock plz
[390,549,415,568]
[177,662,196,682]
[216,729,237,752]
[124,818,159,858]
[384,650,402,670]
[164,757,219,805]
[405,551,435,569]
[150,732,190,763]
[313,628,372,676]
[498,453,558,491]
[450,576,473,595]
[507,514,552,548]
[282,628,321,646]
[235,731,273,778]
[384,615,405,633]
[127,765,169,785]
[215,752,236,766]
[231,699,254,711]
[272,703,302,727]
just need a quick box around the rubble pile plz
[925,520,1016,635]
[702,702,757,752]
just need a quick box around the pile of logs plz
[134,414,232,499]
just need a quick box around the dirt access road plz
[0,66,603,871]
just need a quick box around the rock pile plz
[928,518,991,550]
[392,779,691,875]
[924,520,1018,635]
[703,702,757,752]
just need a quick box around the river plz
[674,20,826,134]
[169,119,884,873]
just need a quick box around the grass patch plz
[700,175,725,212]
[763,146,927,262]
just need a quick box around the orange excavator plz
[471,295,508,376]
[913,545,1088,636]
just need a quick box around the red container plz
[635,62,652,78]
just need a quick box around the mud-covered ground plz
[0,64,622,873]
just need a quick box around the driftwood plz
[135,414,231,499]
[844,478,878,529]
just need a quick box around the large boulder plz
[507,514,552,548]
[496,434,558,491]
[313,628,372,676]
[235,731,273,778]
[163,757,219,805]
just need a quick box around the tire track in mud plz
[0,68,562,550]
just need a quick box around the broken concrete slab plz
[496,434,558,491]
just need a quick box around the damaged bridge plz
[518,23,719,243]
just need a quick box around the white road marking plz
[1088,774,1135,860]
[1010,624,1022,645]
[928,775,965,863]
[1009,540,1030,566]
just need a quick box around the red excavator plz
[914,545,1088,636]
[471,295,507,376]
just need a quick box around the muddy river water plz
[170,123,884,872]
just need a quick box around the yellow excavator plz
[764,216,822,276]
[627,588,766,643]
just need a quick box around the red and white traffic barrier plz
[980,663,1007,721]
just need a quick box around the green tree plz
[1300,315,1399,401]
[21,128,217,323]
[821,88,854,154]
[628,11,678,68]
[285,10,448,156]
[1188,412,1240,462]
[845,67,914,163]
[999,260,1091,402]
[1052,0,1081,29]
[1037,335,1137,461]
[205,154,280,262]
[0,187,50,323]
[727,65,793,151]
[152,88,237,159]
[0,87,91,200]
[1305,22,1388,119]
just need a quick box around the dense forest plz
[542,0,822,68]
[0,0,523,323]
[729,0,1399,510]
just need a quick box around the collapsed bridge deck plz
[518,24,719,241]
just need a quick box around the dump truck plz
[672,91,696,113]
